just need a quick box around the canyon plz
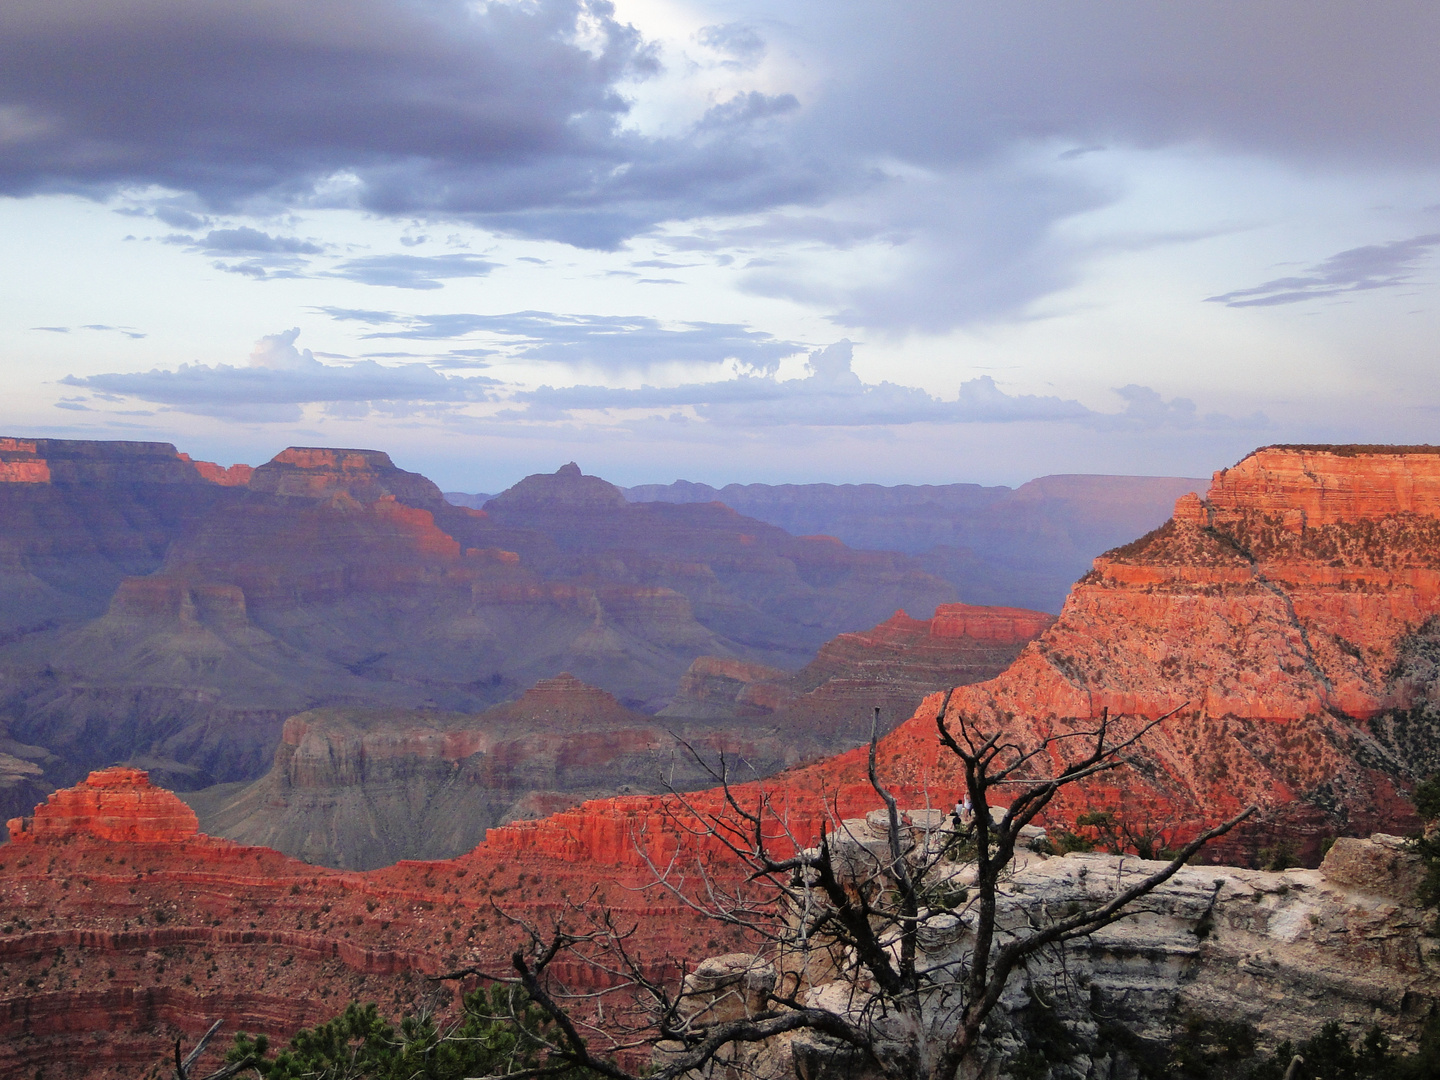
[0,441,968,817]
[2,444,1440,1076]
[460,444,1440,870]
[1,767,1434,1078]
[184,601,1052,868]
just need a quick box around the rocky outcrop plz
[177,454,254,486]
[247,446,446,507]
[3,771,1435,1079]
[764,445,1440,862]
[487,461,629,510]
[674,821,1440,1079]
[7,768,199,844]
[187,674,844,869]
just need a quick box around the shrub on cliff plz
[223,986,600,1080]
[1412,774,1440,911]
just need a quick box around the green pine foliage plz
[226,985,601,1080]
[1413,775,1440,910]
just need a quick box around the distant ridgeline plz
[581,474,1204,613]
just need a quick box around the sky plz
[2,1,1440,492]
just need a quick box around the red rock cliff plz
[248,446,446,507]
[7,768,199,844]
[790,445,1440,857]
[492,446,1440,868]
[0,769,736,1079]
[662,602,1054,744]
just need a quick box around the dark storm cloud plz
[0,0,828,248]
[62,328,497,421]
[1205,233,1440,308]
[352,311,804,373]
[327,254,500,290]
[8,1,1439,328]
[509,340,1266,430]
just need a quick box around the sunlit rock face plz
[7,767,199,844]
[0,768,746,1079]
[786,444,1440,861]
[246,446,446,506]
[5,770,1434,1080]
[491,446,1440,869]
[661,602,1054,745]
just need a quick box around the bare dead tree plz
[440,693,1255,1080]
[173,1019,262,1080]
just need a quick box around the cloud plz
[312,306,399,325]
[185,227,324,256]
[347,310,804,373]
[326,253,499,290]
[158,225,326,280]
[697,92,800,131]
[508,339,1265,430]
[33,323,145,339]
[737,165,1109,334]
[0,0,830,249]
[1205,233,1440,307]
[8,0,1439,330]
[791,3,1440,173]
[696,23,766,67]
[61,328,498,421]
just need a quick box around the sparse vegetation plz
[222,987,601,1080]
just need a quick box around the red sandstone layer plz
[8,768,199,844]
[0,769,739,1079]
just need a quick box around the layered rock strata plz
[3,769,1434,1079]
[0,769,745,1080]
[7,768,198,844]
[187,674,846,869]
[672,814,1439,1079]
[0,447,958,803]
[662,603,1054,746]
[792,445,1440,859]
[483,446,1440,869]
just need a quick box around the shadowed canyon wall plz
[187,600,1053,869]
